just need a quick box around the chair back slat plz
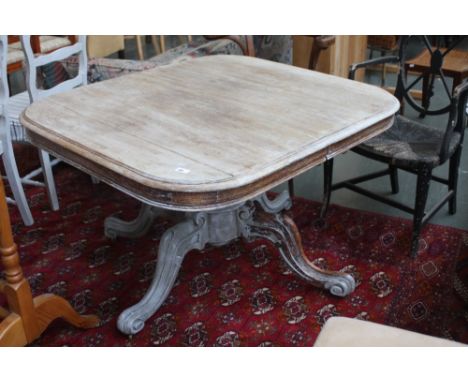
[20,35,87,102]
[0,36,11,141]
[439,81,468,162]
[28,43,83,67]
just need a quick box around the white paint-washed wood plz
[21,55,399,196]
[115,193,355,335]
[17,35,89,212]
[21,35,88,101]
[0,36,34,225]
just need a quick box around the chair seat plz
[7,45,23,65]
[8,36,72,66]
[7,91,30,143]
[355,115,461,168]
[314,317,465,346]
[38,36,72,53]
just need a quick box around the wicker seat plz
[356,115,462,167]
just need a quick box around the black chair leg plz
[288,179,295,198]
[389,165,399,194]
[448,146,462,215]
[319,159,334,219]
[411,167,432,257]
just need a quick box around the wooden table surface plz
[21,55,399,211]
[406,48,468,75]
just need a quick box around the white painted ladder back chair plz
[21,35,88,101]
[0,36,34,225]
[7,35,88,223]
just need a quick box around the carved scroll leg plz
[104,203,158,240]
[117,213,208,335]
[245,212,355,297]
[254,190,292,213]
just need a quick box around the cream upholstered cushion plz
[7,45,23,65]
[7,36,72,66]
[38,36,71,52]
[314,317,465,347]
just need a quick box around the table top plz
[21,55,399,211]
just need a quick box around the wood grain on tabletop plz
[21,55,399,196]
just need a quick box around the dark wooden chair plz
[402,36,468,117]
[319,35,468,257]
[307,35,336,70]
[367,35,399,88]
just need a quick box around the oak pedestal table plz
[20,55,400,336]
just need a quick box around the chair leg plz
[160,36,166,53]
[288,179,295,198]
[379,52,387,88]
[38,149,59,211]
[135,36,144,60]
[151,36,161,55]
[319,158,334,220]
[448,146,462,215]
[420,74,430,118]
[389,165,399,194]
[2,143,34,226]
[411,167,432,257]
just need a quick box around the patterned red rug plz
[2,165,467,346]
